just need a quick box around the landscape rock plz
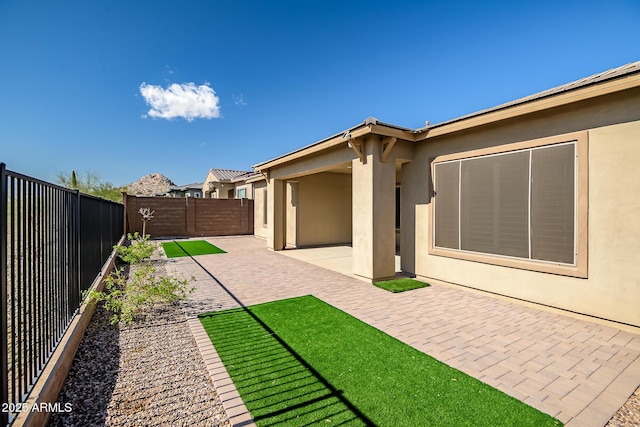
[127,173,174,196]
[48,262,230,427]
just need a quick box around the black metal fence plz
[0,163,124,425]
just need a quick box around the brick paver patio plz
[165,236,640,427]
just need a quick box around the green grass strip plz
[373,277,430,293]
[199,295,562,427]
[162,240,226,258]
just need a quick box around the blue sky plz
[1,0,639,187]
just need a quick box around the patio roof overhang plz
[252,117,421,173]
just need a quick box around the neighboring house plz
[202,168,255,199]
[252,61,640,327]
[165,183,203,198]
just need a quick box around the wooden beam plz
[255,126,372,170]
[381,137,397,162]
[348,139,365,163]
[368,124,416,140]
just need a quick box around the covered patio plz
[253,117,416,282]
[278,244,402,281]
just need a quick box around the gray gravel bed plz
[606,385,640,427]
[48,265,230,427]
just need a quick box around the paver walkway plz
[165,236,640,427]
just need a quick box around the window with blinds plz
[262,188,268,227]
[433,142,576,265]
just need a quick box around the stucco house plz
[252,61,640,327]
[165,182,203,198]
[202,168,255,199]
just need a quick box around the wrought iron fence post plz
[1,163,9,426]
[75,190,81,306]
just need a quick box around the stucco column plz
[285,181,298,248]
[267,178,285,251]
[352,135,396,281]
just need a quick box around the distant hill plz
[127,173,175,196]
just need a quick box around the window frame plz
[429,131,588,278]
[395,186,401,230]
[262,188,268,227]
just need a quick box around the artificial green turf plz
[199,295,562,427]
[162,240,226,258]
[373,277,430,293]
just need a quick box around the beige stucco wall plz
[253,182,268,238]
[405,91,640,325]
[234,183,253,199]
[202,170,255,199]
[218,184,234,199]
[289,172,352,247]
[202,170,217,198]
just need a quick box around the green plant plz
[56,169,125,202]
[87,264,194,325]
[87,233,194,325]
[115,233,157,264]
[148,273,194,304]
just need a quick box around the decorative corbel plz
[381,137,397,162]
[348,140,365,163]
[260,169,270,183]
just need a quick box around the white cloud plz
[139,82,221,121]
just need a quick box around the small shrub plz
[87,233,194,325]
[87,264,194,325]
[147,274,194,305]
[115,232,157,264]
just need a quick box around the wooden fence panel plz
[124,195,253,237]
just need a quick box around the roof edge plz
[421,60,640,138]
[252,118,419,171]
[253,60,640,170]
[252,119,372,171]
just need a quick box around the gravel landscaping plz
[607,385,640,427]
[48,265,229,427]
